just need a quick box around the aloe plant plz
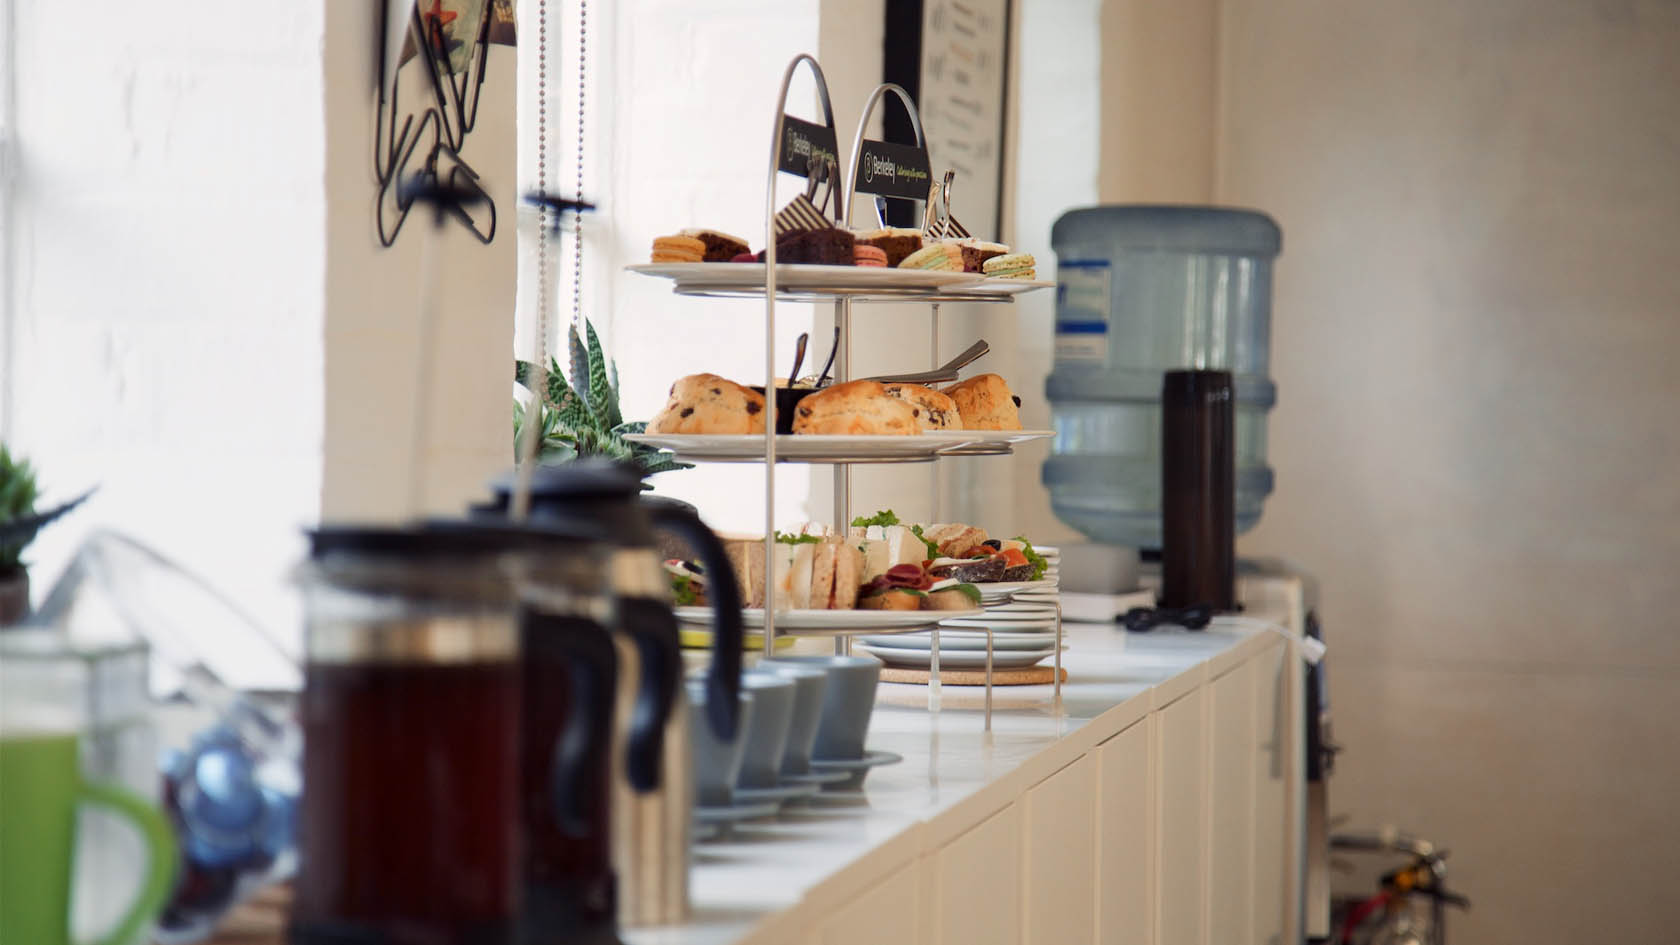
[514,318,692,477]
[0,445,40,575]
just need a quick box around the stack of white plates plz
[856,546,1063,671]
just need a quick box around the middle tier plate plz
[675,606,984,635]
[628,262,986,296]
[624,433,981,463]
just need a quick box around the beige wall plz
[1216,1,1680,939]
[320,4,518,521]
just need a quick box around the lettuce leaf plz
[670,571,701,606]
[850,509,901,528]
[774,531,821,545]
[908,524,940,560]
[1013,536,1049,581]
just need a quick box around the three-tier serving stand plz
[630,56,1061,726]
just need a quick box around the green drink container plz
[0,631,176,945]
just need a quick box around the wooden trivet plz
[880,665,1067,686]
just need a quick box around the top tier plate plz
[628,262,991,300]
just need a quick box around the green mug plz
[1,635,177,945]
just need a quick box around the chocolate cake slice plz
[855,227,925,267]
[956,240,1009,273]
[680,228,750,262]
[760,227,856,265]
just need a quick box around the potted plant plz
[0,447,94,626]
[512,317,691,478]
[0,446,42,624]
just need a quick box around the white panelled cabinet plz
[786,634,1294,945]
[657,586,1307,945]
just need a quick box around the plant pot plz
[0,568,28,626]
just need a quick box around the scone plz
[790,380,919,436]
[943,373,1021,430]
[881,383,962,431]
[647,374,766,434]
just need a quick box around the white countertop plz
[626,619,1277,945]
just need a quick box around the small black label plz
[852,138,933,201]
[777,116,840,178]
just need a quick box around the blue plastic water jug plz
[1042,206,1280,548]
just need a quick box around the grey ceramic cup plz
[759,654,882,761]
[755,663,829,775]
[736,672,796,788]
[687,681,755,807]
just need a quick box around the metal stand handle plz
[763,55,839,656]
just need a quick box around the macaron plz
[853,244,888,268]
[897,241,963,272]
[651,235,706,264]
[982,252,1037,280]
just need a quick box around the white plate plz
[986,601,1058,613]
[968,607,1060,622]
[628,263,985,294]
[675,606,983,633]
[958,277,1057,296]
[860,632,1061,652]
[939,617,1058,631]
[624,433,979,463]
[973,579,1059,603]
[923,429,1055,446]
[857,644,1056,670]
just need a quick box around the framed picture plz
[883,0,1012,238]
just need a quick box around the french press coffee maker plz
[476,460,744,928]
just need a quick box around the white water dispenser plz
[1042,205,1281,548]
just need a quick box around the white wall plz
[1219,2,1680,940]
[516,0,828,537]
[2,0,325,644]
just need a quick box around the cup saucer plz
[808,749,904,790]
[781,768,853,786]
[693,799,780,824]
[734,780,822,805]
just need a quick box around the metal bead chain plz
[570,0,586,329]
[534,0,552,402]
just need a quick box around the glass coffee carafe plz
[475,460,744,928]
[290,525,525,945]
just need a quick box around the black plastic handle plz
[618,599,681,793]
[547,617,618,837]
[647,503,743,740]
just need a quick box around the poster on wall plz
[917,0,1009,240]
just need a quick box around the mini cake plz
[757,227,855,265]
[955,239,1009,273]
[982,252,1036,280]
[942,373,1022,430]
[679,228,750,262]
[854,227,924,267]
[790,380,919,436]
[880,383,962,431]
[853,244,888,268]
[650,235,706,264]
[897,241,963,272]
[647,374,766,434]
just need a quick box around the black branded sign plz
[777,116,840,178]
[852,138,933,201]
